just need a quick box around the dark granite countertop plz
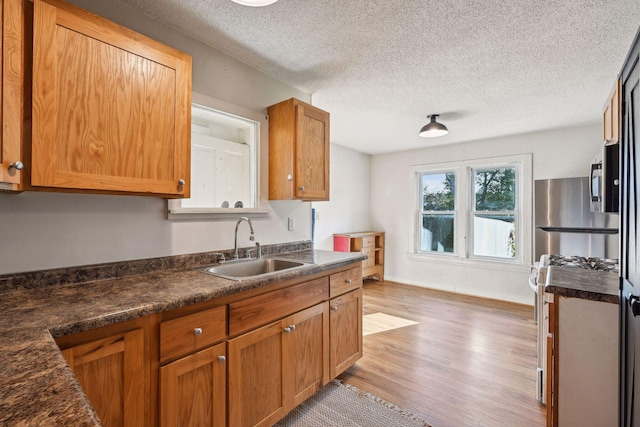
[545,265,619,304]
[0,243,365,426]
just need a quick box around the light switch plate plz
[288,217,295,231]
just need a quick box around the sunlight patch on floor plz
[363,312,419,336]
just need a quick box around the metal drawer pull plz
[284,324,296,333]
[193,327,203,336]
[218,355,226,363]
[332,305,338,311]
[178,178,186,185]
[346,278,352,284]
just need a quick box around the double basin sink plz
[197,257,312,280]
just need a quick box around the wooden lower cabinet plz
[59,327,147,427]
[56,264,362,427]
[159,342,226,427]
[228,303,330,427]
[330,289,363,378]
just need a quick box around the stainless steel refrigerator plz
[535,177,619,260]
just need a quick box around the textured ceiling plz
[117,0,640,154]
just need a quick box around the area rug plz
[363,312,419,336]
[273,380,430,427]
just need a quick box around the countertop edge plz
[545,265,620,304]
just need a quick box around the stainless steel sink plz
[197,258,310,280]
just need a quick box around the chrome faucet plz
[234,217,255,260]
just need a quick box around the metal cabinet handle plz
[193,327,203,336]
[290,324,296,331]
[346,278,352,284]
[287,174,293,181]
[218,355,226,363]
[298,186,305,191]
[284,326,292,333]
[332,305,338,311]
[178,178,186,185]
[629,295,640,317]
[8,161,23,171]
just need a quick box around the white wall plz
[0,0,312,275]
[312,144,372,250]
[370,124,604,304]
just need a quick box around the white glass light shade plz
[230,0,278,6]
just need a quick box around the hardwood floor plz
[337,280,546,427]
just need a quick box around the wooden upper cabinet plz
[0,0,26,191]
[268,98,330,201]
[31,0,192,197]
[603,80,620,144]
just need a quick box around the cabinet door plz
[603,80,620,144]
[330,289,363,378]
[160,342,226,427]
[32,0,191,197]
[228,321,286,427]
[0,0,25,189]
[294,102,329,200]
[283,303,330,407]
[61,328,145,427]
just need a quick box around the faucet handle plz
[245,249,254,259]
[250,235,255,241]
[213,253,226,263]
[255,242,262,258]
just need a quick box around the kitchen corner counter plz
[545,266,619,304]
[0,245,365,426]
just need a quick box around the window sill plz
[168,207,271,220]
[407,252,531,273]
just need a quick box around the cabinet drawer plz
[330,267,362,297]
[229,277,329,336]
[160,305,227,363]
[362,236,375,248]
[362,248,375,269]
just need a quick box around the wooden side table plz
[333,231,384,281]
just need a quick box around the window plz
[412,154,531,264]
[168,92,269,219]
[418,172,456,254]
[471,167,517,259]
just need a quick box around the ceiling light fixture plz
[419,114,449,138]
[230,0,278,6]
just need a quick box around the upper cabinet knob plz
[346,278,352,284]
[178,178,186,186]
[298,186,305,191]
[193,327,203,336]
[9,161,24,171]
[287,174,293,181]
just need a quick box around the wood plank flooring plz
[338,280,546,427]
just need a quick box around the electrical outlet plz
[288,217,295,231]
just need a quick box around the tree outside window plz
[472,167,517,259]
[419,172,456,253]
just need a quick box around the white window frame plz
[468,163,521,262]
[415,167,459,256]
[409,154,532,266]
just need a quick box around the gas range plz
[531,253,618,404]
